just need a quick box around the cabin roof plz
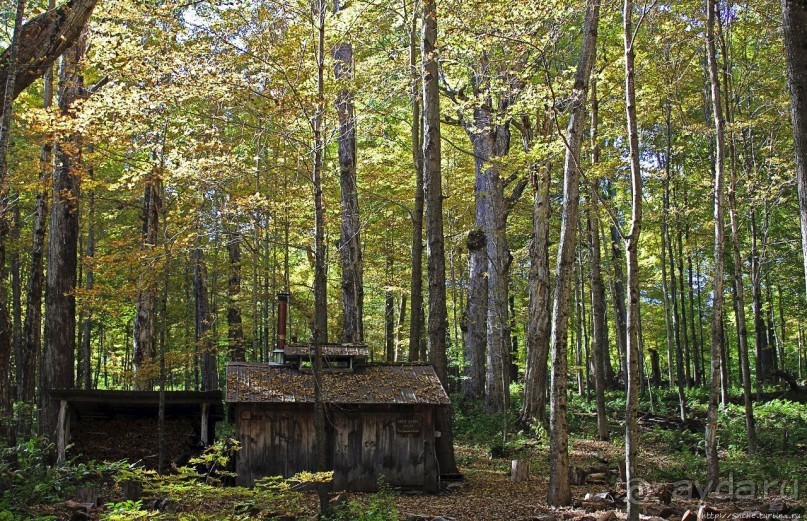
[225,362,451,405]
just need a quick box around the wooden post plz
[201,403,209,445]
[56,400,67,463]
[511,459,529,483]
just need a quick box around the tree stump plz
[511,459,530,482]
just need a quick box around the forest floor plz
[12,388,807,520]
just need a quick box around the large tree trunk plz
[422,0,458,476]
[132,176,161,389]
[782,0,807,299]
[0,0,99,110]
[408,4,424,362]
[463,228,487,398]
[0,0,25,445]
[705,0,726,492]
[41,37,85,438]
[227,229,245,362]
[623,1,643,517]
[547,0,599,507]
[521,150,552,427]
[464,99,513,413]
[334,0,363,344]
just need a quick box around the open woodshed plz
[49,389,224,469]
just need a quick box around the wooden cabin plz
[49,389,224,468]
[225,358,450,492]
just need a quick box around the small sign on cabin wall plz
[395,418,421,436]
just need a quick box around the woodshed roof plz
[225,362,450,406]
[48,389,225,419]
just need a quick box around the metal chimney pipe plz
[277,293,289,351]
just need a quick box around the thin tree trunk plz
[623,0,643,516]
[408,2,424,362]
[676,220,691,387]
[385,256,395,361]
[705,0,726,492]
[227,229,245,362]
[667,177,687,420]
[395,294,407,361]
[312,0,327,344]
[725,55,757,454]
[422,0,458,476]
[661,101,675,389]
[80,166,95,389]
[588,82,609,440]
[547,0,599,506]
[195,244,217,391]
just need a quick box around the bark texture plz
[705,0,726,492]
[422,0,458,476]
[782,0,807,299]
[547,0,599,507]
[132,176,160,389]
[334,0,363,344]
[464,99,513,413]
[41,37,86,437]
[195,246,218,391]
[623,0,643,517]
[0,0,99,109]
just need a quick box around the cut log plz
[511,459,530,483]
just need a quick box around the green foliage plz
[324,481,397,521]
[0,437,124,516]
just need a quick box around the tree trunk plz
[227,229,245,362]
[385,256,395,362]
[667,176,687,420]
[782,0,807,299]
[725,58,757,455]
[334,0,363,344]
[312,0,327,345]
[80,167,95,389]
[463,228,487,398]
[20,75,52,408]
[195,245,217,391]
[547,0,599,507]
[623,1,643,517]
[464,99,513,413]
[132,176,161,389]
[0,0,99,110]
[705,0,726,492]
[520,118,552,427]
[41,36,85,438]
[0,0,25,444]
[676,222,691,387]
[395,293,407,361]
[408,4,424,362]
[422,0,458,476]
[661,102,675,389]
[588,83,608,440]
